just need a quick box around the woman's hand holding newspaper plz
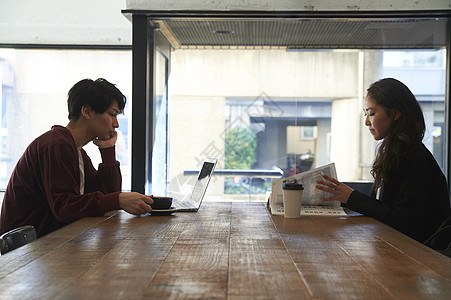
[316,174,354,204]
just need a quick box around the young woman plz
[0,78,154,238]
[316,78,451,244]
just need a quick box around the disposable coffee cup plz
[282,182,304,218]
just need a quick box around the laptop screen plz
[190,159,217,203]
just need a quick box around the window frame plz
[128,10,451,194]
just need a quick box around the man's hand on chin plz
[93,131,118,148]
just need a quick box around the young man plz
[0,78,153,238]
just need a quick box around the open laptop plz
[170,158,217,212]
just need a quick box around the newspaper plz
[269,163,346,216]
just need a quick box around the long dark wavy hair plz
[368,78,425,190]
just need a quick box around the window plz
[301,126,317,140]
[0,49,132,191]
[166,48,447,201]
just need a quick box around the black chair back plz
[0,225,37,255]
[424,215,451,258]
[343,181,374,196]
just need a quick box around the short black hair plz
[67,78,126,120]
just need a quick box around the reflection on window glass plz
[151,51,169,195]
[383,50,445,68]
[168,48,447,201]
[0,49,132,191]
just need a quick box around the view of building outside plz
[167,48,446,201]
[0,49,133,190]
[0,48,447,202]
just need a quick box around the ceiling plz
[152,17,448,50]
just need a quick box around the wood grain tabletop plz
[0,201,450,299]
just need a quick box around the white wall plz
[126,0,451,11]
[1,0,449,46]
[0,0,131,45]
[170,49,359,98]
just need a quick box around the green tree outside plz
[224,127,267,194]
[225,127,257,169]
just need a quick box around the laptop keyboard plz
[174,201,196,209]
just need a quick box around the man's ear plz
[81,105,93,120]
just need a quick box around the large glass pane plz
[381,49,447,171]
[151,50,169,195]
[0,49,132,191]
[167,46,447,201]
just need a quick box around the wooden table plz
[0,202,450,299]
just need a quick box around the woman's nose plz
[364,115,370,126]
